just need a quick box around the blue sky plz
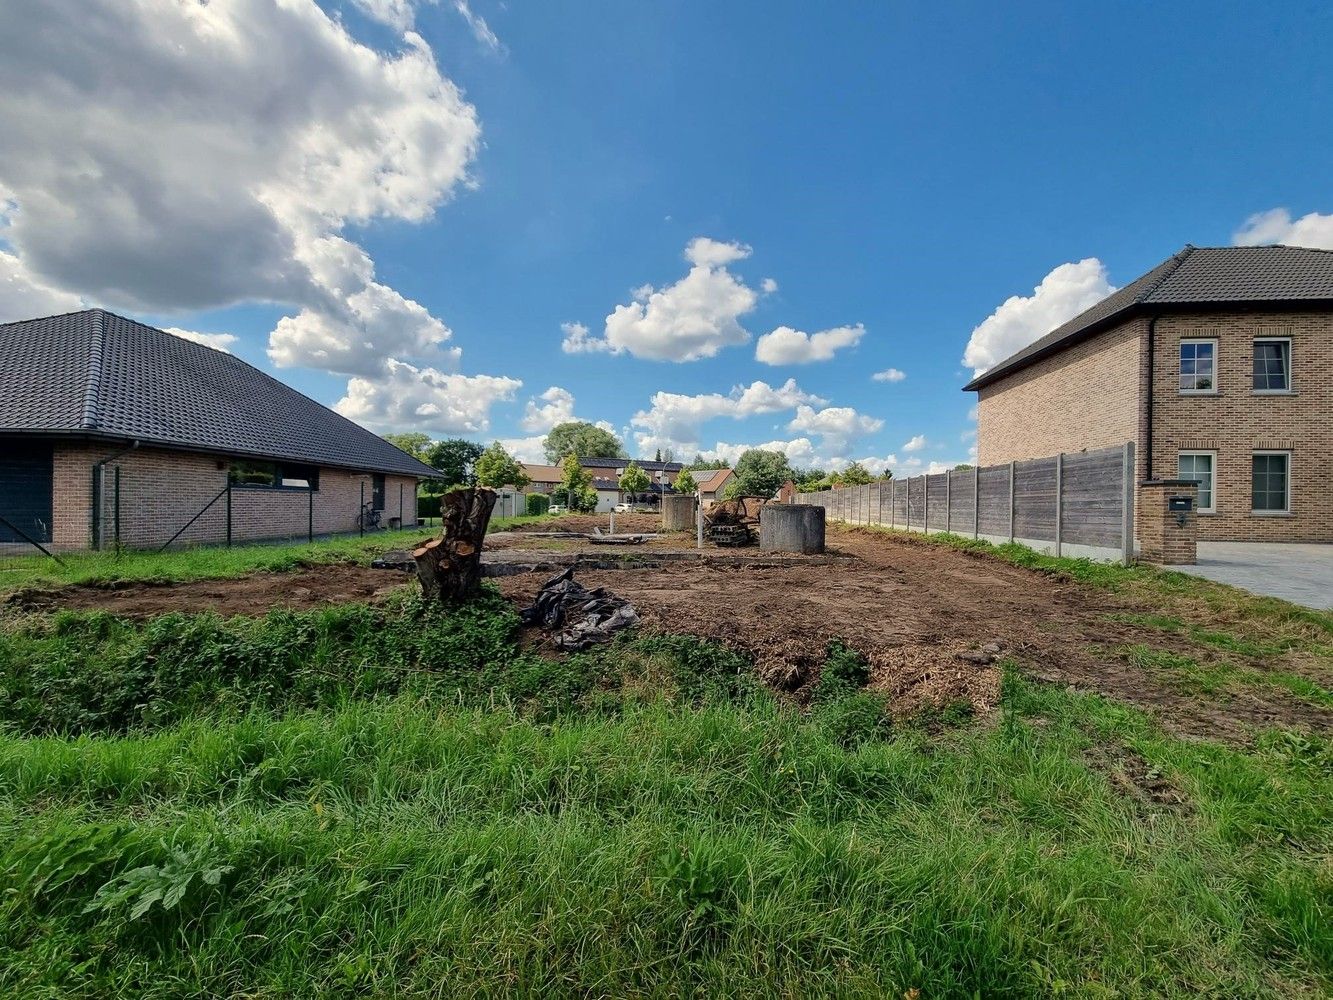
[2,1,1331,474]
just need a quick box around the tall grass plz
[0,676,1328,997]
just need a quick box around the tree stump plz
[413,487,498,603]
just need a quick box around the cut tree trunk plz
[413,487,498,603]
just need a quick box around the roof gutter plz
[90,440,140,550]
[1144,316,1159,480]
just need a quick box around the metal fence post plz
[359,482,365,537]
[973,465,980,539]
[113,465,121,550]
[1008,461,1016,543]
[308,486,314,543]
[1054,452,1064,558]
[225,484,232,548]
[1122,440,1136,565]
[399,483,404,528]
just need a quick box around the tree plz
[654,449,662,463]
[953,463,975,471]
[731,448,797,499]
[674,469,699,495]
[686,454,728,471]
[557,454,598,512]
[618,460,651,495]
[840,461,873,486]
[660,447,676,464]
[426,439,484,489]
[383,432,431,463]
[877,469,895,481]
[543,422,626,464]
[474,442,529,489]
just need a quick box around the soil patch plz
[508,513,666,536]
[1084,742,1191,815]
[498,526,1332,742]
[9,563,415,617]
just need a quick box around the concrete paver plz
[1174,542,1333,610]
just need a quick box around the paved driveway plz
[1174,542,1333,610]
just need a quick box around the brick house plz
[965,244,1333,542]
[519,457,686,512]
[1,309,435,551]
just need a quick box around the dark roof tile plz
[0,309,437,478]
[964,244,1333,390]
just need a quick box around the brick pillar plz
[1136,480,1199,565]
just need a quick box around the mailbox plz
[1168,495,1194,513]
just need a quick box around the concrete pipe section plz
[759,504,826,554]
[661,494,697,531]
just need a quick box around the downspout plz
[91,440,140,550]
[1144,315,1159,481]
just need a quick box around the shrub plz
[417,494,442,520]
[526,493,551,516]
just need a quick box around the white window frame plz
[1178,338,1219,395]
[1252,336,1293,395]
[1177,450,1217,514]
[1250,450,1292,515]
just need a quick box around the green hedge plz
[526,493,551,516]
[417,494,442,519]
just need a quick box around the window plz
[1252,338,1291,392]
[1251,452,1290,513]
[1179,339,1216,392]
[229,460,276,488]
[1177,451,1216,513]
[229,460,319,490]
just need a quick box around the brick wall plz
[1148,311,1333,543]
[976,317,1145,465]
[51,443,418,550]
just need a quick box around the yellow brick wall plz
[976,318,1145,465]
[1149,311,1333,543]
[51,443,419,550]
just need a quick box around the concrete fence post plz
[923,475,930,534]
[890,480,896,530]
[945,472,952,534]
[973,465,980,539]
[1008,461,1016,543]
[1054,452,1064,558]
[1122,440,1136,564]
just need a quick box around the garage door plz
[0,443,54,543]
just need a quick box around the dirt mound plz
[498,528,1331,742]
[9,563,414,617]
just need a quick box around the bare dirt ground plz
[8,523,1328,740]
[499,526,1332,741]
[505,513,664,535]
[9,564,414,617]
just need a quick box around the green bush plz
[417,494,442,520]
[526,493,551,516]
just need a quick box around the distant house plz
[519,457,686,512]
[0,309,435,550]
[689,468,735,507]
[966,244,1333,542]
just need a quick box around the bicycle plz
[359,503,383,531]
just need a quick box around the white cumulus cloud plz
[961,258,1115,376]
[0,249,83,322]
[164,327,240,354]
[632,379,825,455]
[902,434,927,452]
[0,0,486,423]
[334,359,520,435]
[871,367,906,383]
[572,238,761,361]
[754,323,865,365]
[786,405,884,454]
[519,386,576,433]
[1233,208,1333,250]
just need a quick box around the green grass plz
[0,528,435,595]
[0,670,1329,997]
[1,531,1329,995]
[0,514,556,595]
